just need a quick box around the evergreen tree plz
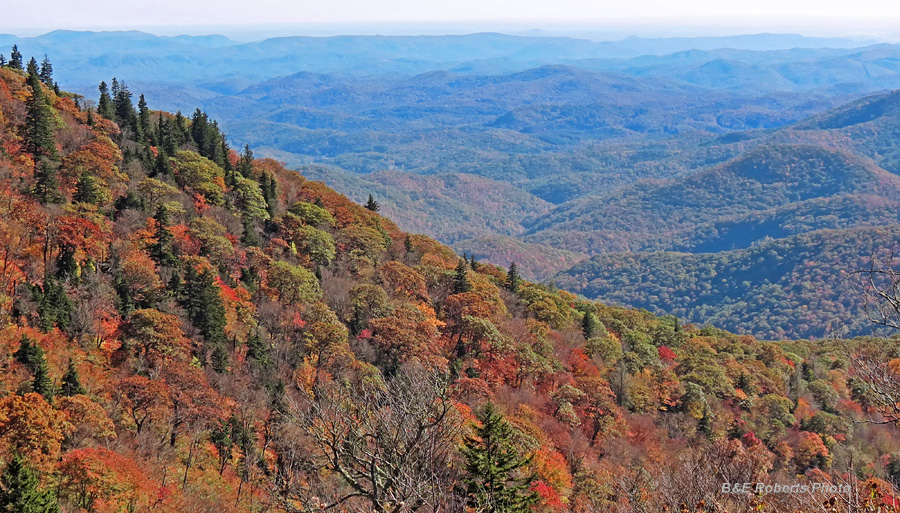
[24,69,57,159]
[13,337,53,401]
[97,81,114,120]
[240,216,260,247]
[137,94,151,142]
[152,147,171,178]
[111,78,135,130]
[85,108,94,127]
[38,55,52,85]
[461,403,538,513]
[365,194,380,212]
[237,144,254,177]
[33,276,72,333]
[31,160,61,204]
[181,265,227,347]
[0,55,6,67]
[149,206,177,266]
[0,454,59,513]
[259,173,278,217]
[454,259,472,294]
[582,311,600,339]
[26,57,38,78]
[59,360,85,397]
[246,330,270,368]
[8,45,22,70]
[73,168,100,204]
[505,262,521,293]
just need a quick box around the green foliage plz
[73,168,101,205]
[461,403,538,513]
[180,264,227,346]
[287,201,334,227]
[33,276,72,333]
[14,338,53,402]
[149,206,177,266]
[0,454,59,513]
[233,177,270,221]
[170,150,225,205]
[59,361,85,397]
[454,259,472,294]
[505,262,521,293]
[267,261,321,305]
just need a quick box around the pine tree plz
[0,55,6,67]
[85,108,94,127]
[24,68,57,160]
[181,265,227,347]
[31,160,61,204]
[111,78,135,130]
[365,194,380,212]
[73,168,100,204]
[454,259,472,294]
[0,454,59,513]
[246,330,270,368]
[38,55,52,86]
[8,45,22,70]
[152,147,171,178]
[59,360,85,397]
[33,276,72,333]
[97,81,114,120]
[149,206,177,266]
[13,337,53,401]
[137,94,151,142]
[237,144,254,177]
[582,311,600,339]
[505,262,521,293]
[461,403,538,513]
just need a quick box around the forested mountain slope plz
[2,54,900,512]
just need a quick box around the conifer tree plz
[13,337,53,401]
[149,206,177,266]
[582,311,600,339]
[237,144,254,177]
[59,360,85,397]
[33,276,72,333]
[365,194,380,212]
[505,262,521,293]
[461,403,538,513]
[73,168,100,204]
[454,259,472,294]
[24,68,57,160]
[137,94,151,141]
[38,55,52,85]
[97,81,114,120]
[0,454,59,513]
[152,147,171,178]
[181,265,227,346]
[9,45,22,70]
[0,55,6,67]
[32,160,61,204]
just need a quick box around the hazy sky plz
[5,0,900,39]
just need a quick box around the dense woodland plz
[3,50,900,512]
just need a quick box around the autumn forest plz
[1,45,900,513]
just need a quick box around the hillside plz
[3,54,900,512]
[555,225,900,339]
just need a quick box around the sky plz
[5,0,900,40]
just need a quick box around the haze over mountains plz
[8,29,900,338]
